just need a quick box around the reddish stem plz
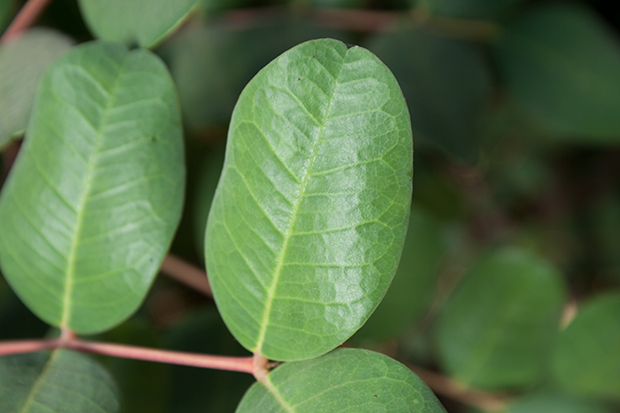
[1,0,53,43]
[160,254,212,297]
[66,340,255,374]
[0,338,60,356]
[0,338,255,374]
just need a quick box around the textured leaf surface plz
[0,28,74,148]
[0,41,185,333]
[436,248,567,389]
[0,349,120,413]
[205,38,412,361]
[366,27,491,163]
[354,204,445,341]
[551,293,620,399]
[78,0,198,48]
[236,348,446,412]
[493,2,620,140]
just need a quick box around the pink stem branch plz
[0,338,255,375]
[1,0,53,43]
[160,253,212,297]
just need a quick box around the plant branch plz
[160,253,212,297]
[1,0,53,43]
[408,364,509,412]
[0,337,256,374]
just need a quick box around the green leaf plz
[0,0,15,31]
[507,394,612,413]
[0,28,74,148]
[236,348,446,412]
[0,349,120,413]
[551,293,620,399]
[366,26,492,163]
[0,41,185,334]
[416,0,526,20]
[353,204,445,341]
[205,38,413,361]
[492,2,620,141]
[436,248,567,389]
[77,0,199,48]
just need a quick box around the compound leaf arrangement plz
[3,0,620,412]
[0,1,447,412]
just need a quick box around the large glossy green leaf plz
[493,2,620,141]
[353,204,445,342]
[551,293,620,399]
[416,0,526,20]
[236,348,446,412]
[0,28,74,148]
[366,26,491,163]
[205,38,413,361]
[0,349,120,413]
[0,41,185,334]
[77,0,199,48]
[436,248,567,389]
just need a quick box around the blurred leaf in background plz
[551,293,620,400]
[413,0,527,20]
[493,1,620,142]
[0,28,74,148]
[436,248,567,390]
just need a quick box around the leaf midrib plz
[254,48,346,355]
[19,350,59,412]
[60,58,125,328]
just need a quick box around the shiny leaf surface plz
[205,38,412,361]
[0,349,120,413]
[236,348,446,412]
[78,0,198,48]
[0,41,185,333]
[436,248,567,389]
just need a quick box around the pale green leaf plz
[551,293,620,399]
[0,349,120,413]
[205,38,413,361]
[0,28,74,148]
[366,27,491,163]
[353,204,445,341]
[236,348,446,412]
[436,248,567,389]
[0,41,185,334]
[493,2,620,140]
[77,0,199,48]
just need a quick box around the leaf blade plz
[205,39,412,361]
[0,349,120,413]
[0,41,185,333]
[236,348,446,413]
